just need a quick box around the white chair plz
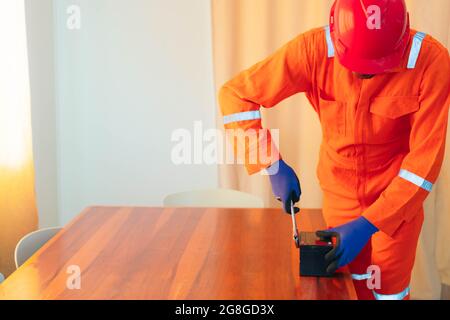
[163,189,264,208]
[14,227,62,269]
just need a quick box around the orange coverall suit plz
[219,27,450,300]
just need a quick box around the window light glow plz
[0,0,33,168]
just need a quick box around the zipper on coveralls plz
[354,78,368,209]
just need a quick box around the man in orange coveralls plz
[219,0,450,300]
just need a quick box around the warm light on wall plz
[0,0,38,277]
[0,0,32,169]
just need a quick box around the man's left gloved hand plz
[316,217,379,274]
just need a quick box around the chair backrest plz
[14,227,62,269]
[163,189,264,208]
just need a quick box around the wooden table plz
[0,207,356,300]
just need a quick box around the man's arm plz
[218,33,313,174]
[363,49,450,237]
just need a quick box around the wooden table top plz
[0,207,356,300]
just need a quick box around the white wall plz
[54,0,218,223]
[25,0,58,228]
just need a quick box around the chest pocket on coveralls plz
[318,93,346,136]
[368,96,420,143]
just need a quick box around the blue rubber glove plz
[267,160,301,214]
[316,217,379,274]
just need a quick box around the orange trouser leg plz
[327,207,424,300]
[322,183,423,300]
[370,208,424,300]
[348,241,375,300]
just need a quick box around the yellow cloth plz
[212,0,450,299]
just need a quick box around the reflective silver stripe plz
[399,169,433,192]
[407,32,426,69]
[223,111,261,125]
[351,273,372,281]
[373,287,410,300]
[324,25,335,58]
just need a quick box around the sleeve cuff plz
[362,204,405,238]
[245,136,281,175]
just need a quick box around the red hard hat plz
[330,0,410,74]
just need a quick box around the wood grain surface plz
[0,207,356,300]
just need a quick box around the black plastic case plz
[299,232,334,277]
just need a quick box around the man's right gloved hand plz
[267,160,301,214]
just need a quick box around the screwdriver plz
[291,201,300,248]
